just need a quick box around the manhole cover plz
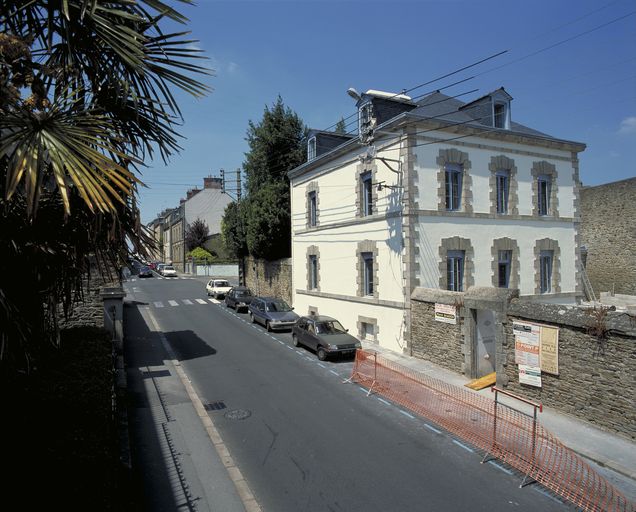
[224,409,251,421]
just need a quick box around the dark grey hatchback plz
[292,315,361,361]
[224,286,254,311]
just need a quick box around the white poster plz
[434,303,457,324]
[519,364,542,387]
[513,321,541,367]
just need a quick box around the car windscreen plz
[315,321,346,334]
[164,266,175,270]
[235,290,252,297]
[265,300,292,312]
[215,281,229,287]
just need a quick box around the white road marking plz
[153,302,164,308]
[487,460,513,475]
[452,440,474,453]
[195,299,207,304]
[377,397,391,406]
[168,300,179,307]
[423,423,442,434]
[317,363,326,368]
[209,298,220,304]
[399,410,415,419]
[182,299,193,305]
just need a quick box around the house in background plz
[288,87,585,370]
[183,176,233,252]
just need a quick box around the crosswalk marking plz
[196,299,207,304]
[182,299,193,305]
[154,301,164,308]
[168,300,179,307]
[209,298,220,304]
[147,298,224,308]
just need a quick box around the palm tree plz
[0,0,210,374]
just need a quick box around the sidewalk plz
[360,340,636,502]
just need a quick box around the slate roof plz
[410,91,553,139]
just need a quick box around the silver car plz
[248,297,299,331]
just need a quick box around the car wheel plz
[317,347,328,361]
[250,312,255,323]
[266,321,271,332]
[292,334,300,347]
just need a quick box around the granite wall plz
[580,177,636,296]
[504,300,636,439]
[242,256,293,304]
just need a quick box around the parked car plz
[138,266,153,278]
[156,263,166,275]
[161,265,177,277]
[206,279,232,299]
[292,315,361,361]
[248,297,299,331]
[224,286,254,311]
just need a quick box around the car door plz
[304,321,320,350]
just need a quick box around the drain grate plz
[204,400,227,411]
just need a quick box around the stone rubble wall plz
[242,256,292,304]
[580,178,636,296]
[504,300,635,439]
[410,289,466,374]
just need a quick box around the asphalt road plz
[123,271,569,512]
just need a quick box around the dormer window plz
[493,102,509,129]
[307,136,316,161]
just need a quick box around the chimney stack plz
[203,176,222,189]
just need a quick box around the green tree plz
[245,181,291,260]
[243,96,307,196]
[221,200,248,259]
[187,246,215,263]
[334,117,347,134]
[0,0,210,374]
[185,218,209,251]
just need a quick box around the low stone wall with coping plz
[504,300,636,439]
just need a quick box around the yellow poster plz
[540,326,559,375]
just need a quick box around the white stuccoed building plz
[288,88,585,355]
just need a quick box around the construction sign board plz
[434,303,457,325]
[539,326,559,375]
[519,364,542,387]
[513,321,540,367]
[513,320,560,378]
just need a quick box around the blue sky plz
[139,0,636,223]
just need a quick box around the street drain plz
[224,409,251,421]
[204,401,227,411]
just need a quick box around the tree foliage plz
[221,200,248,259]
[225,96,305,260]
[245,182,290,260]
[187,246,215,263]
[185,218,209,251]
[243,96,307,196]
[0,0,210,374]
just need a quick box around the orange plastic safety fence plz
[349,350,634,512]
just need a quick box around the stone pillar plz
[101,287,126,351]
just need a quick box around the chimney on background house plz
[186,188,201,200]
[203,176,222,189]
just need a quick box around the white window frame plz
[539,250,553,293]
[308,254,318,290]
[362,252,374,296]
[498,250,512,288]
[445,164,462,211]
[307,136,317,161]
[308,191,317,227]
[447,250,465,292]
[361,171,373,216]
[537,174,551,216]
[495,169,509,214]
